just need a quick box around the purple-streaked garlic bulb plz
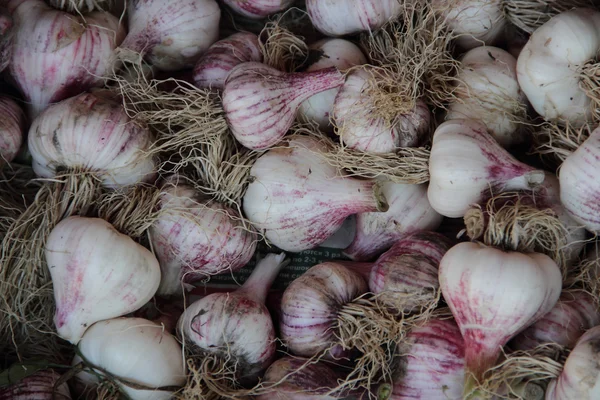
[511,290,600,351]
[333,67,431,154]
[0,7,13,74]
[150,180,257,296]
[298,38,367,132]
[222,0,293,19]
[192,32,262,90]
[447,46,527,148]
[243,135,389,252]
[121,0,220,71]
[280,262,368,357]
[306,0,402,36]
[256,357,341,400]
[0,368,71,399]
[46,216,161,344]
[343,181,443,261]
[369,231,452,312]
[28,91,156,188]
[0,95,25,165]
[8,0,124,118]
[439,242,562,393]
[545,325,600,399]
[178,253,286,383]
[428,119,545,218]
[223,62,345,150]
[392,318,465,400]
[73,317,186,400]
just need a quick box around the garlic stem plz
[237,253,286,304]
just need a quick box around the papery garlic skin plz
[46,216,161,344]
[74,318,186,400]
[392,318,465,400]
[0,95,24,165]
[9,0,124,118]
[545,325,600,400]
[439,242,562,380]
[243,136,388,252]
[334,68,431,153]
[223,0,293,19]
[517,9,600,126]
[428,119,545,218]
[433,0,506,50]
[447,46,526,148]
[122,0,220,71]
[150,181,257,296]
[0,8,13,74]
[223,62,345,150]
[0,368,72,399]
[28,92,156,188]
[559,126,600,232]
[344,182,443,261]
[192,32,262,90]
[280,262,368,356]
[306,0,402,36]
[298,38,366,132]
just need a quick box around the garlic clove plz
[428,119,545,218]
[0,95,25,166]
[150,180,257,296]
[73,317,186,400]
[222,0,294,19]
[46,216,161,344]
[121,0,220,71]
[28,91,156,189]
[223,62,345,150]
[243,135,389,252]
[192,32,262,91]
[343,181,443,261]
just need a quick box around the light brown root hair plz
[258,10,309,73]
[565,247,600,303]
[0,172,102,363]
[580,62,600,127]
[502,0,600,34]
[464,192,571,274]
[531,120,592,170]
[47,0,117,13]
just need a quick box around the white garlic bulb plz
[0,95,25,166]
[73,317,186,400]
[298,38,366,132]
[28,91,156,189]
[447,46,527,148]
[46,216,161,344]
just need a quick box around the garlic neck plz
[502,169,545,192]
[286,67,345,107]
[237,253,286,304]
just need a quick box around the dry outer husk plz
[531,120,592,170]
[579,62,600,126]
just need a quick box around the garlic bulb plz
[257,357,341,400]
[121,0,220,71]
[192,32,262,90]
[439,242,562,387]
[334,67,431,153]
[517,9,600,126]
[432,0,506,50]
[298,38,367,132]
[0,368,71,399]
[0,7,13,74]
[178,253,286,383]
[280,261,368,357]
[150,180,257,296]
[73,317,186,400]
[559,125,600,232]
[428,119,545,218]
[243,136,388,252]
[8,0,124,118]
[306,0,403,36]
[46,216,161,344]
[223,0,293,19]
[28,91,156,188]
[511,290,600,351]
[223,62,345,150]
[392,318,465,400]
[447,46,527,148]
[344,181,443,261]
[545,325,600,400]
[0,95,25,165]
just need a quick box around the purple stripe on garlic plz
[223,62,345,150]
[192,32,262,91]
[46,216,161,344]
[0,95,25,166]
[0,368,72,400]
[242,135,389,252]
[222,0,294,19]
